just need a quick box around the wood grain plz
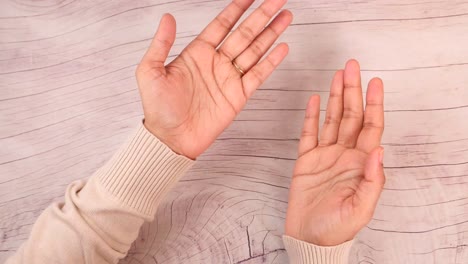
[1,0,467,263]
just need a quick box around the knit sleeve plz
[283,235,354,264]
[6,121,194,264]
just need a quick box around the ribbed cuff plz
[94,121,194,217]
[283,235,353,264]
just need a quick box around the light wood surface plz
[1,0,468,263]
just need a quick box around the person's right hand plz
[285,60,385,246]
[136,0,292,159]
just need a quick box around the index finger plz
[356,78,384,153]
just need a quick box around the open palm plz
[137,0,292,159]
[285,60,385,246]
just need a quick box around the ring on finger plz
[232,60,246,76]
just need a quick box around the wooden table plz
[1,0,467,263]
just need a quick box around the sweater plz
[6,121,353,264]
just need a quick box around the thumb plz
[142,14,176,66]
[355,147,385,219]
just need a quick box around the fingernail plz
[379,147,384,164]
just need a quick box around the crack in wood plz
[246,226,252,259]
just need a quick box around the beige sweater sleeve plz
[283,235,354,263]
[6,122,352,264]
[6,123,193,264]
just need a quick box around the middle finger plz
[337,59,364,148]
[233,10,292,72]
[218,0,287,61]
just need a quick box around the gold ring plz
[232,60,245,76]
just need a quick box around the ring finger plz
[233,10,292,72]
[319,70,344,146]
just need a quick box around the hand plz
[285,60,385,246]
[136,0,292,159]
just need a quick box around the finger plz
[298,95,321,157]
[218,0,287,61]
[142,14,177,66]
[354,147,385,221]
[337,59,364,148]
[242,43,288,98]
[234,10,292,72]
[196,0,255,47]
[356,78,384,153]
[319,70,344,146]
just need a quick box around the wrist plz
[285,214,355,246]
[143,119,196,160]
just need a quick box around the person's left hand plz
[136,0,292,159]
